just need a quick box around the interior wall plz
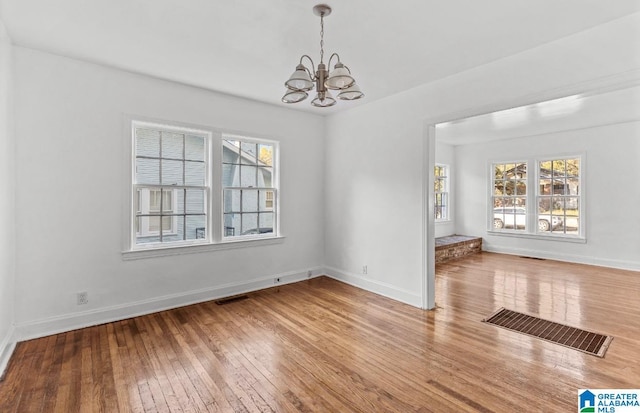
[455,121,640,270]
[434,141,456,238]
[324,13,640,306]
[12,46,326,338]
[0,18,16,372]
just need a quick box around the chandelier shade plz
[282,88,309,104]
[285,64,314,91]
[337,83,364,101]
[325,62,355,90]
[282,4,364,107]
[311,90,336,107]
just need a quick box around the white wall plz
[0,18,16,374]
[324,13,640,306]
[435,141,456,238]
[455,121,640,270]
[12,47,326,338]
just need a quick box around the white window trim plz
[123,117,282,259]
[487,153,586,242]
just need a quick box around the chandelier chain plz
[320,13,324,64]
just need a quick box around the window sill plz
[122,236,286,260]
[487,230,586,244]
[435,219,452,224]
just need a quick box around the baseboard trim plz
[324,266,422,308]
[0,325,17,380]
[15,267,323,342]
[483,246,640,272]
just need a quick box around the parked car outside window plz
[493,207,563,232]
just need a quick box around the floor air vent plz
[215,295,249,305]
[483,307,613,357]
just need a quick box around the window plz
[133,122,209,247]
[537,157,580,235]
[222,138,276,238]
[492,162,527,231]
[434,164,449,221]
[489,156,583,238]
[131,121,279,251]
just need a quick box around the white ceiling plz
[1,0,640,114]
[436,85,640,145]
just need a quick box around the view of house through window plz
[133,123,208,246]
[222,138,276,238]
[132,122,278,249]
[434,164,449,221]
[491,157,582,236]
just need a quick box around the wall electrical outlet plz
[77,291,89,305]
[362,265,368,275]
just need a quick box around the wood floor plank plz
[1,252,639,412]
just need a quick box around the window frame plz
[434,164,450,222]
[124,118,283,258]
[220,135,279,241]
[488,154,585,242]
[535,156,583,238]
[130,121,211,250]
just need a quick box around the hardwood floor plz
[1,252,639,412]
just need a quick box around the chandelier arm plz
[327,53,341,69]
[299,55,318,80]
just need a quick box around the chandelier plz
[282,4,364,107]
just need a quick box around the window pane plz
[161,132,183,159]
[222,164,238,187]
[223,213,241,236]
[539,178,551,195]
[258,144,273,166]
[515,181,526,195]
[538,197,551,214]
[136,129,160,158]
[223,189,241,213]
[185,135,205,161]
[161,160,183,185]
[567,178,579,195]
[242,190,259,213]
[259,167,273,187]
[240,142,257,164]
[552,160,565,177]
[185,189,206,214]
[240,165,257,187]
[185,161,205,186]
[258,212,274,233]
[223,140,240,164]
[136,158,160,184]
[241,213,259,234]
[186,216,207,240]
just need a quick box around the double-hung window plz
[492,162,527,231]
[537,157,581,235]
[434,164,449,221]
[222,137,276,238]
[133,123,209,247]
[130,121,279,251]
[489,155,583,238]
